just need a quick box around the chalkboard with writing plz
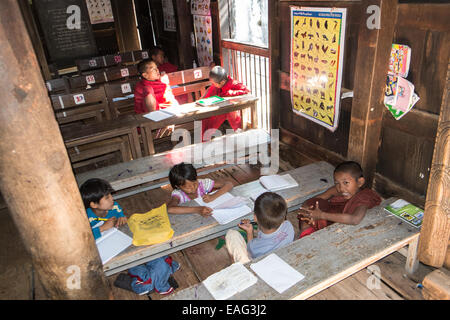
[34,0,98,64]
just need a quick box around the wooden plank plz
[102,161,334,276]
[422,268,450,300]
[75,128,270,191]
[347,0,398,186]
[397,4,450,32]
[165,199,420,300]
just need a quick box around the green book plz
[384,199,424,228]
[196,95,226,106]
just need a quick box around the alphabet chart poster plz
[86,0,114,24]
[290,7,347,132]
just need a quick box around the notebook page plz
[95,228,133,264]
[143,110,174,122]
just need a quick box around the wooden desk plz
[166,198,420,300]
[102,161,334,276]
[138,95,259,156]
[60,115,142,159]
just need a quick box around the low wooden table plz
[138,95,259,156]
[102,161,335,276]
[60,114,142,159]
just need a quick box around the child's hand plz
[116,217,128,227]
[100,217,117,232]
[238,219,253,233]
[202,194,215,203]
[297,209,315,227]
[304,201,325,221]
[198,206,213,217]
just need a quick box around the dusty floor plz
[0,143,433,300]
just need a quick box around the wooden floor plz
[0,142,434,300]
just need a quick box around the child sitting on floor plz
[80,178,179,296]
[167,162,234,216]
[80,178,128,240]
[297,161,382,238]
[225,192,294,264]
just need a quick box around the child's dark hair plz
[79,178,114,209]
[334,161,364,180]
[169,163,198,189]
[209,66,228,83]
[149,46,164,58]
[137,59,155,76]
[254,192,287,230]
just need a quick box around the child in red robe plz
[297,161,381,238]
[150,47,178,75]
[134,59,178,114]
[201,66,250,141]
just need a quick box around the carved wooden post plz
[418,62,450,268]
[0,0,113,299]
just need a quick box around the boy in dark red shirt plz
[201,66,250,141]
[134,59,178,114]
[150,47,178,75]
[297,161,382,238]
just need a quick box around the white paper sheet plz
[143,110,174,122]
[195,192,252,224]
[250,253,304,294]
[203,262,258,300]
[259,174,299,192]
[95,227,133,264]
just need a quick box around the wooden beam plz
[347,0,398,186]
[269,0,280,130]
[418,62,450,268]
[175,0,194,69]
[0,0,112,299]
[111,0,141,52]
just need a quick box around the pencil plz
[95,218,109,221]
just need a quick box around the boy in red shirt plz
[297,161,382,238]
[134,59,178,114]
[150,47,178,75]
[201,66,250,141]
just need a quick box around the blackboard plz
[34,0,98,64]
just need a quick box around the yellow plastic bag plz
[127,204,174,246]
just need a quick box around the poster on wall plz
[191,0,213,67]
[86,0,114,24]
[162,0,177,32]
[290,7,347,132]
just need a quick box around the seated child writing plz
[225,192,294,264]
[201,66,250,141]
[134,59,178,114]
[297,161,382,238]
[80,178,127,240]
[167,162,233,217]
[80,178,179,296]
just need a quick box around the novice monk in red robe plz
[297,161,381,238]
[134,59,178,114]
[201,66,250,141]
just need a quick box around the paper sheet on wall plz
[250,253,305,294]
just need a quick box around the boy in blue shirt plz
[80,178,127,240]
[225,192,294,264]
[80,178,179,296]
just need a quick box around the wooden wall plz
[275,1,450,207]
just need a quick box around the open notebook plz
[95,227,133,264]
[195,192,252,225]
[143,104,200,122]
[250,174,299,201]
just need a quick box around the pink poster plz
[193,14,213,67]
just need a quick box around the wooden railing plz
[221,40,271,132]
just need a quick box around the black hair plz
[137,59,155,76]
[169,163,198,189]
[254,192,287,230]
[149,46,164,58]
[79,178,114,209]
[209,66,228,84]
[334,161,364,180]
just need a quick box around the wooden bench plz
[69,65,139,91]
[75,49,150,73]
[50,87,111,125]
[45,77,70,95]
[104,79,140,118]
[167,66,211,102]
[165,197,420,300]
[61,114,142,162]
[75,128,272,199]
[98,161,334,276]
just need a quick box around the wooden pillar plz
[269,0,280,131]
[418,62,450,268]
[176,0,194,69]
[347,0,398,186]
[0,0,113,299]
